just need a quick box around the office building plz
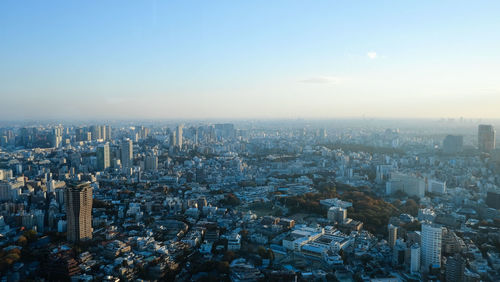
[100,126,106,141]
[89,125,101,140]
[65,182,93,242]
[478,124,495,152]
[105,125,112,140]
[421,223,443,272]
[96,143,110,171]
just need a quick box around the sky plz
[1,0,500,120]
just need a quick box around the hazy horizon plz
[1,1,500,120]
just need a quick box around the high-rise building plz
[96,143,110,171]
[170,131,177,147]
[145,153,158,171]
[89,125,101,140]
[443,135,463,154]
[105,125,112,140]
[410,244,421,273]
[478,124,495,152]
[100,126,106,141]
[121,138,133,169]
[445,254,465,282]
[421,223,443,272]
[388,224,398,248]
[392,239,406,266]
[52,126,63,148]
[65,182,93,242]
[176,125,183,148]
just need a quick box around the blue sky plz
[1,0,500,120]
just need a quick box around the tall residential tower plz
[421,223,443,272]
[65,182,93,242]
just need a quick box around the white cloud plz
[366,51,378,59]
[300,76,343,84]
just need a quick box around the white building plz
[427,179,446,194]
[386,172,425,197]
[421,224,443,271]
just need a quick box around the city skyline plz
[1,1,500,120]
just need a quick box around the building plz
[386,172,426,197]
[388,224,398,248]
[145,153,158,171]
[421,224,443,272]
[176,125,183,148]
[446,254,465,282]
[392,239,406,266]
[327,206,347,224]
[411,244,421,274]
[443,135,463,154]
[428,179,446,194]
[121,138,133,169]
[478,124,495,152]
[486,190,500,209]
[66,182,93,242]
[96,143,110,171]
[376,164,394,183]
[52,127,63,148]
[105,125,112,140]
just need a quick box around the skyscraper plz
[121,138,133,169]
[105,125,112,140]
[89,125,101,140]
[388,224,398,248]
[421,223,443,272]
[65,182,93,242]
[478,124,495,152]
[176,125,183,148]
[96,143,110,171]
[100,125,106,141]
[52,126,63,148]
[170,131,177,147]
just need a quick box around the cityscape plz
[0,120,500,281]
[1,1,500,282]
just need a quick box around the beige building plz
[66,182,93,242]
